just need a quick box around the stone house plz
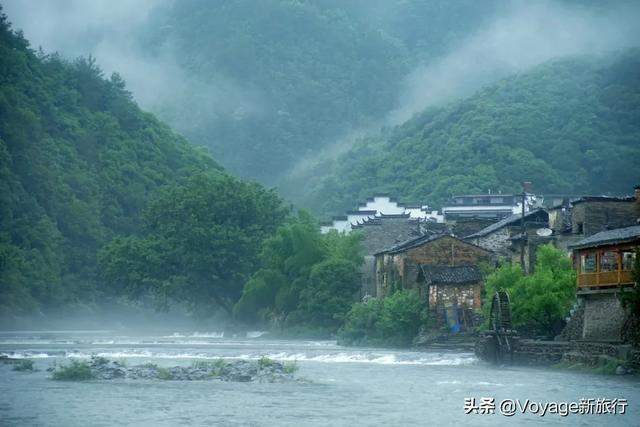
[567,225,640,342]
[418,265,484,332]
[570,195,638,237]
[353,214,448,298]
[374,233,493,298]
[547,199,583,252]
[353,214,422,298]
[464,209,549,272]
[464,209,549,255]
[550,187,639,253]
[448,217,498,239]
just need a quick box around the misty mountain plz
[0,12,222,316]
[135,0,506,184]
[4,1,639,191]
[3,0,505,185]
[294,49,640,214]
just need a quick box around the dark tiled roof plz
[376,233,445,255]
[571,196,634,205]
[378,213,410,218]
[346,210,377,215]
[420,265,483,285]
[569,225,640,250]
[376,232,491,255]
[465,209,547,239]
[351,215,418,229]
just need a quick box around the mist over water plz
[2,3,640,425]
[1,330,639,425]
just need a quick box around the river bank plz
[475,332,640,376]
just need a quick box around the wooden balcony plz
[577,270,633,288]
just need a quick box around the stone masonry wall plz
[374,236,492,296]
[405,236,492,267]
[582,293,627,342]
[429,282,482,310]
[571,201,638,236]
[557,304,584,341]
[474,228,511,255]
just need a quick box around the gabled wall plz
[375,236,493,297]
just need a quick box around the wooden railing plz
[577,270,634,288]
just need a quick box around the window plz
[581,253,596,273]
[490,197,504,204]
[600,251,618,272]
[622,251,636,271]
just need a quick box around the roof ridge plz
[465,209,546,239]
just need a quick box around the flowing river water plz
[0,330,638,426]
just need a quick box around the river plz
[0,330,638,426]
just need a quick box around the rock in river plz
[51,356,298,383]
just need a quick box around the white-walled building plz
[321,195,443,234]
[441,194,541,221]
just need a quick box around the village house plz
[567,225,640,342]
[547,186,640,253]
[352,213,442,298]
[447,217,499,239]
[464,209,550,272]
[319,194,443,234]
[464,209,549,254]
[374,233,493,330]
[570,195,639,237]
[374,233,493,295]
[546,198,575,244]
[441,193,539,222]
[418,264,484,332]
[320,195,446,298]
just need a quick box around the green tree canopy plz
[0,10,220,319]
[483,244,576,337]
[338,290,426,347]
[297,49,640,214]
[99,173,288,317]
[233,211,363,333]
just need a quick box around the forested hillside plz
[0,12,224,317]
[299,50,640,215]
[136,0,501,183]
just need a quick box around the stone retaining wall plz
[582,293,627,341]
[476,333,634,370]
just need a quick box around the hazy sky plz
[387,0,640,125]
[3,0,259,124]
[7,0,639,124]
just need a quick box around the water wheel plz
[489,290,512,333]
[489,290,513,363]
